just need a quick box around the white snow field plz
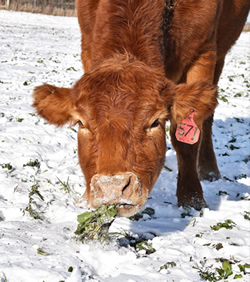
[0,10,249,282]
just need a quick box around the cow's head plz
[33,55,217,216]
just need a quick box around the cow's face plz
[72,58,171,216]
[33,55,217,216]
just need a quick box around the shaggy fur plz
[33,0,249,215]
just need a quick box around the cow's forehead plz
[77,79,166,125]
[75,60,167,124]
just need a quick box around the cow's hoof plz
[178,197,208,211]
[199,171,221,182]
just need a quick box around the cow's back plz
[216,0,250,60]
[77,0,249,80]
[77,0,166,72]
[76,0,100,71]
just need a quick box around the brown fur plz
[33,0,249,215]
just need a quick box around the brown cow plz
[33,0,249,217]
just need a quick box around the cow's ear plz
[160,80,175,119]
[32,84,76,126]
[162,81,217,126]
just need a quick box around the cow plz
[33,0,250,217]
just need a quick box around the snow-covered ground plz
[0,10,249,282]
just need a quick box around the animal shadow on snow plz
[122,116,250,238]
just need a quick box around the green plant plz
[216,191,230,196]
[135,240,156,255]
[1,163,15,173]
[240,195,250,201]
[229,137,237,143]
[238,263,250,275]
[129,207,155,221]
[216,260,233,280]
[244,211,250,220]
[24,184,44,220]
[234,117,244,123]
[66,66,77,71]
[196,260,232,281]
[158,262,176,272]
[75,204,118,242]
[229,144,240,150]
[210,220,236,231]
[2,272,8,282]
[223,176,234,182]
[129,213,143,221]
[197,267,217,281]
[23,159,40,168]
[68,266,73,272]
[235,174,247,180]
[187,218,197,227]
[197,260,250,281]
[37,248,50,256]
[234,92,243,97]
[219,96,228,102]
[57,177,70,192]
[213,243,223,251]
[164,165,173,172]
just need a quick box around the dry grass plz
[1,4,249,26]
[1,3,76,17]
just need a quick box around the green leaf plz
[68,266,73,272]
[37,248,50,256]
[142,207,155,217]
[216,191,230,196]
[164,165,172,172]
[77,211,93,224]
[129,207,155,221]
[223,261,233,279]
[129,213,143,221]
[238,263,250,275]
[187,218,197,227]
[244,211,250,220]
[219,95,228,102]
[211,219,236,231]
[23,159,40,168]
[75,204,118,242]
[158,262,176,272]
[215,243,223,250]
[135,241,156,254]
[215,260,233,279]
[222,260,230,271]
[234,274,243,279]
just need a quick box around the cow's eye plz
[151,119,160,128]
[78,120,85,128]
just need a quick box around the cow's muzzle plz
[90,172,147,216]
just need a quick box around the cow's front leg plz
[198,114,220,181]
[170,121,208,210]
[186,49,220,182]
[168,45,219,208]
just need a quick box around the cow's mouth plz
[116,203,141,217]
[118,203,134,209]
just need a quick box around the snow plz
[0,10,249,282]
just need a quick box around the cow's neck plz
[90,0,167,73]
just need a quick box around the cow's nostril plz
[122,176,131,193]
[121,175,134,198]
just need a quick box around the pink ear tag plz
[175,110,200,145]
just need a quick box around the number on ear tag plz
[175,110,200,145]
